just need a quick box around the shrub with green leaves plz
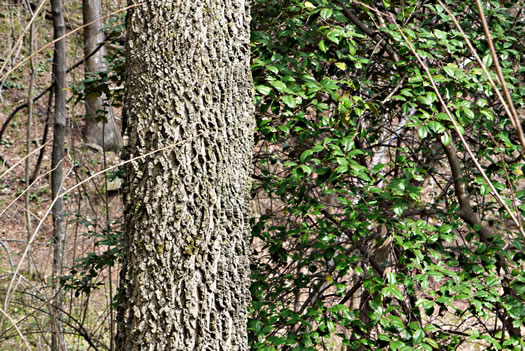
[249,0,525,349]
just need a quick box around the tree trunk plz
[116,0,254,350]
[82,0,122,151]
[25,17,35,276]
[50,0,67,349]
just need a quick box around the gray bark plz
[50,0,67,349]
[25,17,35,275]
[82,0,122,151]
[116,0,254,350]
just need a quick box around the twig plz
[0,154,12,169]
[30,88,53,183]
[1,162,71,333]
[0,140,51,181]
[442,142,493,244]
[0,156,55,220]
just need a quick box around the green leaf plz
[319,39,328,53]
[418,125,429,139]
[443,63,457,77]
[413,329,424,343]
[277,125,289,133]
[434,29,447,40]
[389,315,405,329]
[423,338,439,349]
[435,112,449,120]
[393,201,407,216]
[461,107,474,119]
[482,54,493,68]
[299,74,316,84]
[300,149,313,163]
[390,286,404,300]
[281,95,296,108]
[417,95,433,105]
[390,340,404,350]
[428,121,444,133]
[334,62,347,71]
[409,75,423,83]
[270,80,287,93]
[387,271,396,285]
[476,98,488,107]
[320,8,333,19]
[255,85,272,95]
[440,132,450,146]
[378,334,391,342]
[266,65,279,74]
[300,164,313,174]
[341,138,354,152]
[311,144,324,152]
[327,29,340,44]
[304,1,316,10]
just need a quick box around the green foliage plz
[60,213,123,297]
[250,0,525,349]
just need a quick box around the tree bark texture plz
[50,0,67,349]
[82,0,123,151]
[116,0,254,350]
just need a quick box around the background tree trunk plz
[82,0,122,151]
[25,14,35,276]
[116,0,254,350]
[50,0,67,349]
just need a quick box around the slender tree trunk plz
[25,17,35,276]
[50,0,67,349]
[82,0,122,151]
[116,0,254,349]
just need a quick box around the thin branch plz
[0,140,51,181]
[339,2,399,63]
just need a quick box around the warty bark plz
[116,0,254,350]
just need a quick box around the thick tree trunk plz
[50,0,67,349]
[82,0,122,151]
[116,0,254,350]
